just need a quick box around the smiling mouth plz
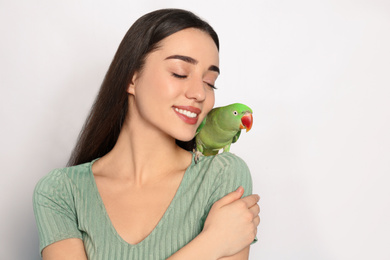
[173,106,201,125]
[174,108,197,118]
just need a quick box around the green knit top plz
[33,152,255,259]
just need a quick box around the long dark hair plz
[68,9,219,166]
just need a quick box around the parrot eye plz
[233,111,238,116]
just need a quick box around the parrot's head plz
[218,103,253,132]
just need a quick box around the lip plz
[173,106,201,114]
[173,105,201,125]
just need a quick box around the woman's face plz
[128,28,219,141]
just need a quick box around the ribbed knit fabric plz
[33,152,254,259]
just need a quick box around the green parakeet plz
[195,103,253,156]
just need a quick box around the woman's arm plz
[40,188,259,260]
[168,187,260,260]
[219,246,250,260]
[41,238,87,260]
[33,170,87,260]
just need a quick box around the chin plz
[173,131,196,143]
[175,135,195,143]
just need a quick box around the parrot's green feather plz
[195,103,253,156]
[232,130,241,144]
[196,117,206,136]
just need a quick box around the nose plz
[185,78,206,102]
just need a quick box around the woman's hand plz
[202,186,260,259]
[167,186,260,260]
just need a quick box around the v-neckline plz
[88,153,195,247]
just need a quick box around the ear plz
[127,72,138,95]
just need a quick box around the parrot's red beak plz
[240,112,253,132]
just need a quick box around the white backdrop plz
[1,0,389,259]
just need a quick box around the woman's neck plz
[92,117,192,186]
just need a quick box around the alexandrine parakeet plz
[195,103,253,156]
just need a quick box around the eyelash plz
[172,73,187,79]
[172,73,217,90]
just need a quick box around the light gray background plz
[1,0,389,259]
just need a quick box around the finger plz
[241,194,260,208]
[249,203,260,218]
[214,186,244,208]
[249,202,260,211]
[253,215,260,227]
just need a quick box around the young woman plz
[33,9,260,260]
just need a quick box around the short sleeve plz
[33,169,82,254]
[206,153,253,205]
[206,153,258,244]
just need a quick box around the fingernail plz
[236,186,243,193]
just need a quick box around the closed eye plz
[205,82,217,90]
[172,73,187,79]
[172,73,217,89]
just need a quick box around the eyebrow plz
[165,55,220,74]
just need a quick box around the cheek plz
[205,91,215,112]
[141,72,179,99]
[198,91,215,123]
[132,78,160,117]
[136,74,165,100]
[134,76,180,118]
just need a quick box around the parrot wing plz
[232,130,241,144]
[196,116,207,136]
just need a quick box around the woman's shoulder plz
[195,153,253,204]
[34,161,93,196]
[193,152,252,188]
[197,152,250,174]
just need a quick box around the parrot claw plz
[194,150,203,164]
